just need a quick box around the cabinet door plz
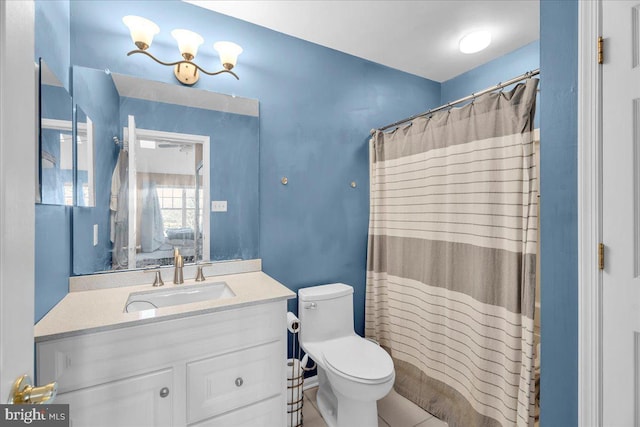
[55,369,173,427]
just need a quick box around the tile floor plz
[298,386,448,427]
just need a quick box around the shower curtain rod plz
[373,68,540,134]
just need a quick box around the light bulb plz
[214,41,243,70]
[122,16,160,50]
[459,30,491,54]
[172,29,204,61]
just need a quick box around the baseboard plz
[303,375,319,390]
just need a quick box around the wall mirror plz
[72,66,260,275]
[38,59,73,205]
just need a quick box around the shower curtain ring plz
[445,102,453,114]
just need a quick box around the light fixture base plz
[174,62,199,85]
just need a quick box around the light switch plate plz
[211,200,227,212]
[93,224,99,246]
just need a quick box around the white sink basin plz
[124,282,235,313]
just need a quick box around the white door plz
[0,0,37,403]
[602,1,640,425]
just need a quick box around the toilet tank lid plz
[298,283,353,301]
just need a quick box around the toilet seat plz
[322,336,394,384]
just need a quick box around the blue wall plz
[540,1,579,426]
[34,0,72,322]
[120,97,260,261]
[40,85,71,120]
[35,205,73,322]
[35,0,70,89]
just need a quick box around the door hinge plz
[598,243,605,270]
[598,36,604,64]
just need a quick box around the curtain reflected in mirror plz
[111,143,129,270]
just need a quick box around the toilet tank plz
[298,283,355,343]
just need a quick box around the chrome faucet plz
[173,249,184,284]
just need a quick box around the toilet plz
[298,283,395,427]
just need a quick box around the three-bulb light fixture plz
[122,15,243,86]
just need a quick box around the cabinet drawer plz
[187,340,283,424]
[189,395,284,427]
[55,369,173,427]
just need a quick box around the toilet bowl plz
[298,284,395,427]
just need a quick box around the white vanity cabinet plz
[36,300,288,427]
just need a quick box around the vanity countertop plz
[35,271,295,342]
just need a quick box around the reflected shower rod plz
[373,68,540,134]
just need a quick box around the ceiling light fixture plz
[122,15,242,86]
[459,30,492,54]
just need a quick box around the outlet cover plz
[211,200,227,212]
[93,224,99,246]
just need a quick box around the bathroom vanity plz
[35,266,295,427]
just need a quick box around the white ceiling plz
[185,1,539,83]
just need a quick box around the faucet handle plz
[144,266,164,287]
[173,255,184,285]
[195,261,212,282]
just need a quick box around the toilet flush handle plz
[304,302,317,309]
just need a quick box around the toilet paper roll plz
[286,358,304,380]
[287,312,300,334]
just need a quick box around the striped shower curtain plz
[365,79,538,427]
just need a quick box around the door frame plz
[123,125,211,267]
[0,0,36,402]
[578,0,603,425]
